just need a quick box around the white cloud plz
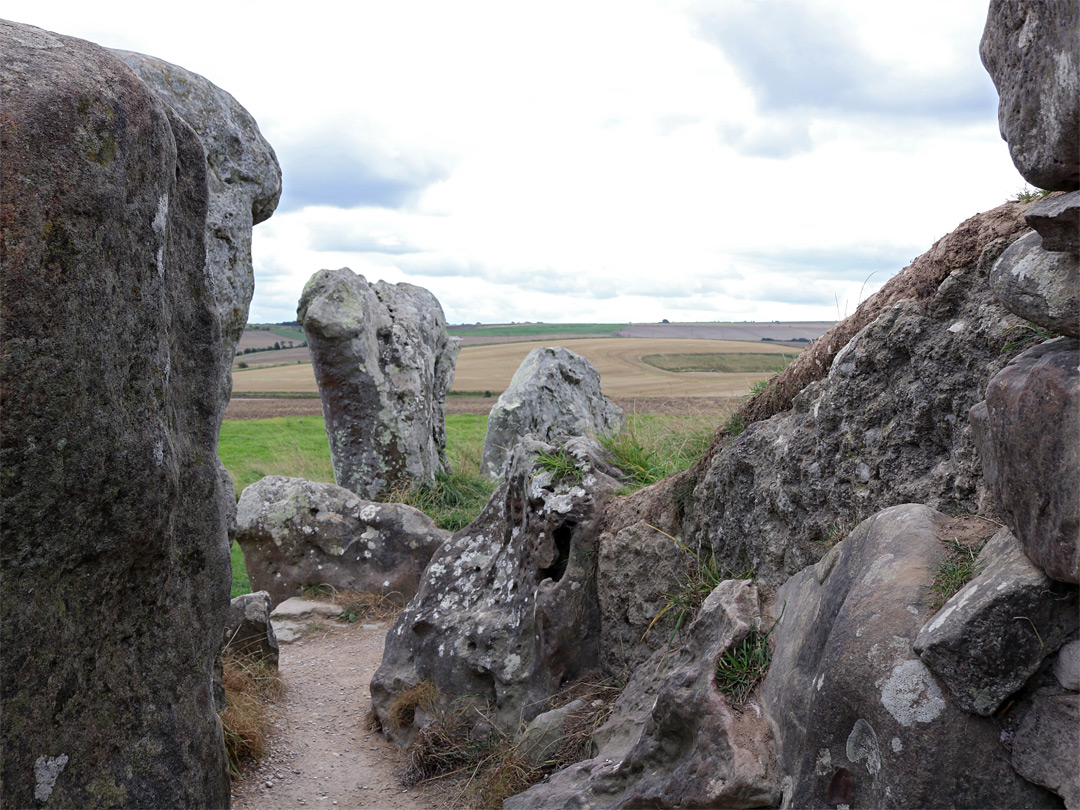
[5,0,1026,325]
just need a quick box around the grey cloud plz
[693,3,997,123]
[306,222,420,255]
[733,245,912,282]
[275,135,450,212]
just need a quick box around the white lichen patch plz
[34,753,68,802]
[880,659,945,726]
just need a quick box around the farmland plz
[231,337,802,399]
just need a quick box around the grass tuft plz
[642,525,753,646]
[1000,323,1062,352]
[714,625,773,706]
[601,413,713,493]
[534,447,584,485]
[220,653,285,776]
[929,537,985,611]
[388,680,441,731]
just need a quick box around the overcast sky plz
[8,1,1028,325]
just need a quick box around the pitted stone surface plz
[298,268,459,499]
[236,476,449,606]
[990,231,1080,338]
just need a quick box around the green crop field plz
[642,352,796,374]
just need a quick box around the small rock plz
[1025,191,1080,253]
[1053,639,1080,692]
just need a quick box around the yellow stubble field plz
[230,338,798,399]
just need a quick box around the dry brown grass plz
[388,680,441,732]
[300,584,406,623]
[220,653,286,776]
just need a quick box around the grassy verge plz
[602,413,715,492]
[220,653,285,775]
[642,352,795,374]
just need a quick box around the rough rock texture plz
[1026,191,1080,253]
[980,0,1080,190]
[914,527,1078,715]
[114,49,281,402]
[482,347,624,477]
[507,580,780,810]
[517,699,585,769]
[298,268,460,499]
[761,505,1059,809]
[739,202,1033,426]
[990,231,1080,338]
[223,591,280,668]
[1,21,231,808]
[236,475,449,607]
[971,338,1080,583]
[371,438,621,741]
[1011,692,1080,808]
[682,220,1030,585]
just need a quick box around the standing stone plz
[1,21,234,808]
[298,268,459,499]
[971,338,1080,584]
[481,347,624,477]
[980,0,1080,190]
[371,437,621,741]
[112,49,282,406]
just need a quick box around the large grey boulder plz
[113,49,282,397]
[914,527,1078,715]
[1026,191,1080,253]
[298,268,460,499]
[507,579,780,810]
[990,231,1080,338]
[681,209,1030,585]
[481,347,624,477]
[1,21,235,807]
[971,337,1080,583]
[1011,692,1080,808]
[371,437,621,741]
[760,504,1060,809]
[223,591,280,668]
[980,0,1080,190]
[236,475,450,607]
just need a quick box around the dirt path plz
[230,621,435,810]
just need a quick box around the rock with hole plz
[371,437,620,742]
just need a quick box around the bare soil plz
[230,621,435,810]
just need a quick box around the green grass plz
[218,416,335,494]
[448,323,624,338]
[641,353,794,374]
[714,626,773,705]
[534,447,585,485]
[230,541,251,599]
[929,538,986,611]
[601,413,713,492]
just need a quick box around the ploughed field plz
[231,337,803,401]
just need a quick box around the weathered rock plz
[760,504,1060,809]
[914,527,1078,715]
[269,597,343,643]
[990,231,1080,338]
[683,214,1030,585]
[371,437,620,742]
[980,0,1080,190]
[223,591,280,668]
[236,475,449,607]
[114,49,282,399]
[481,347,624,478]
[517,699,585,769]
[506,580,780,810]
[1,21,231,807]
[298,268,460,499]
[1026,191,1080,253]
[971,337,1080,583]
[1053,638,1080,692]
[1011,692,1080,808]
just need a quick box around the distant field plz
[643,352,795,374]
[449,323,624,339]
[234,347,311,368]
[232,337,800,400]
